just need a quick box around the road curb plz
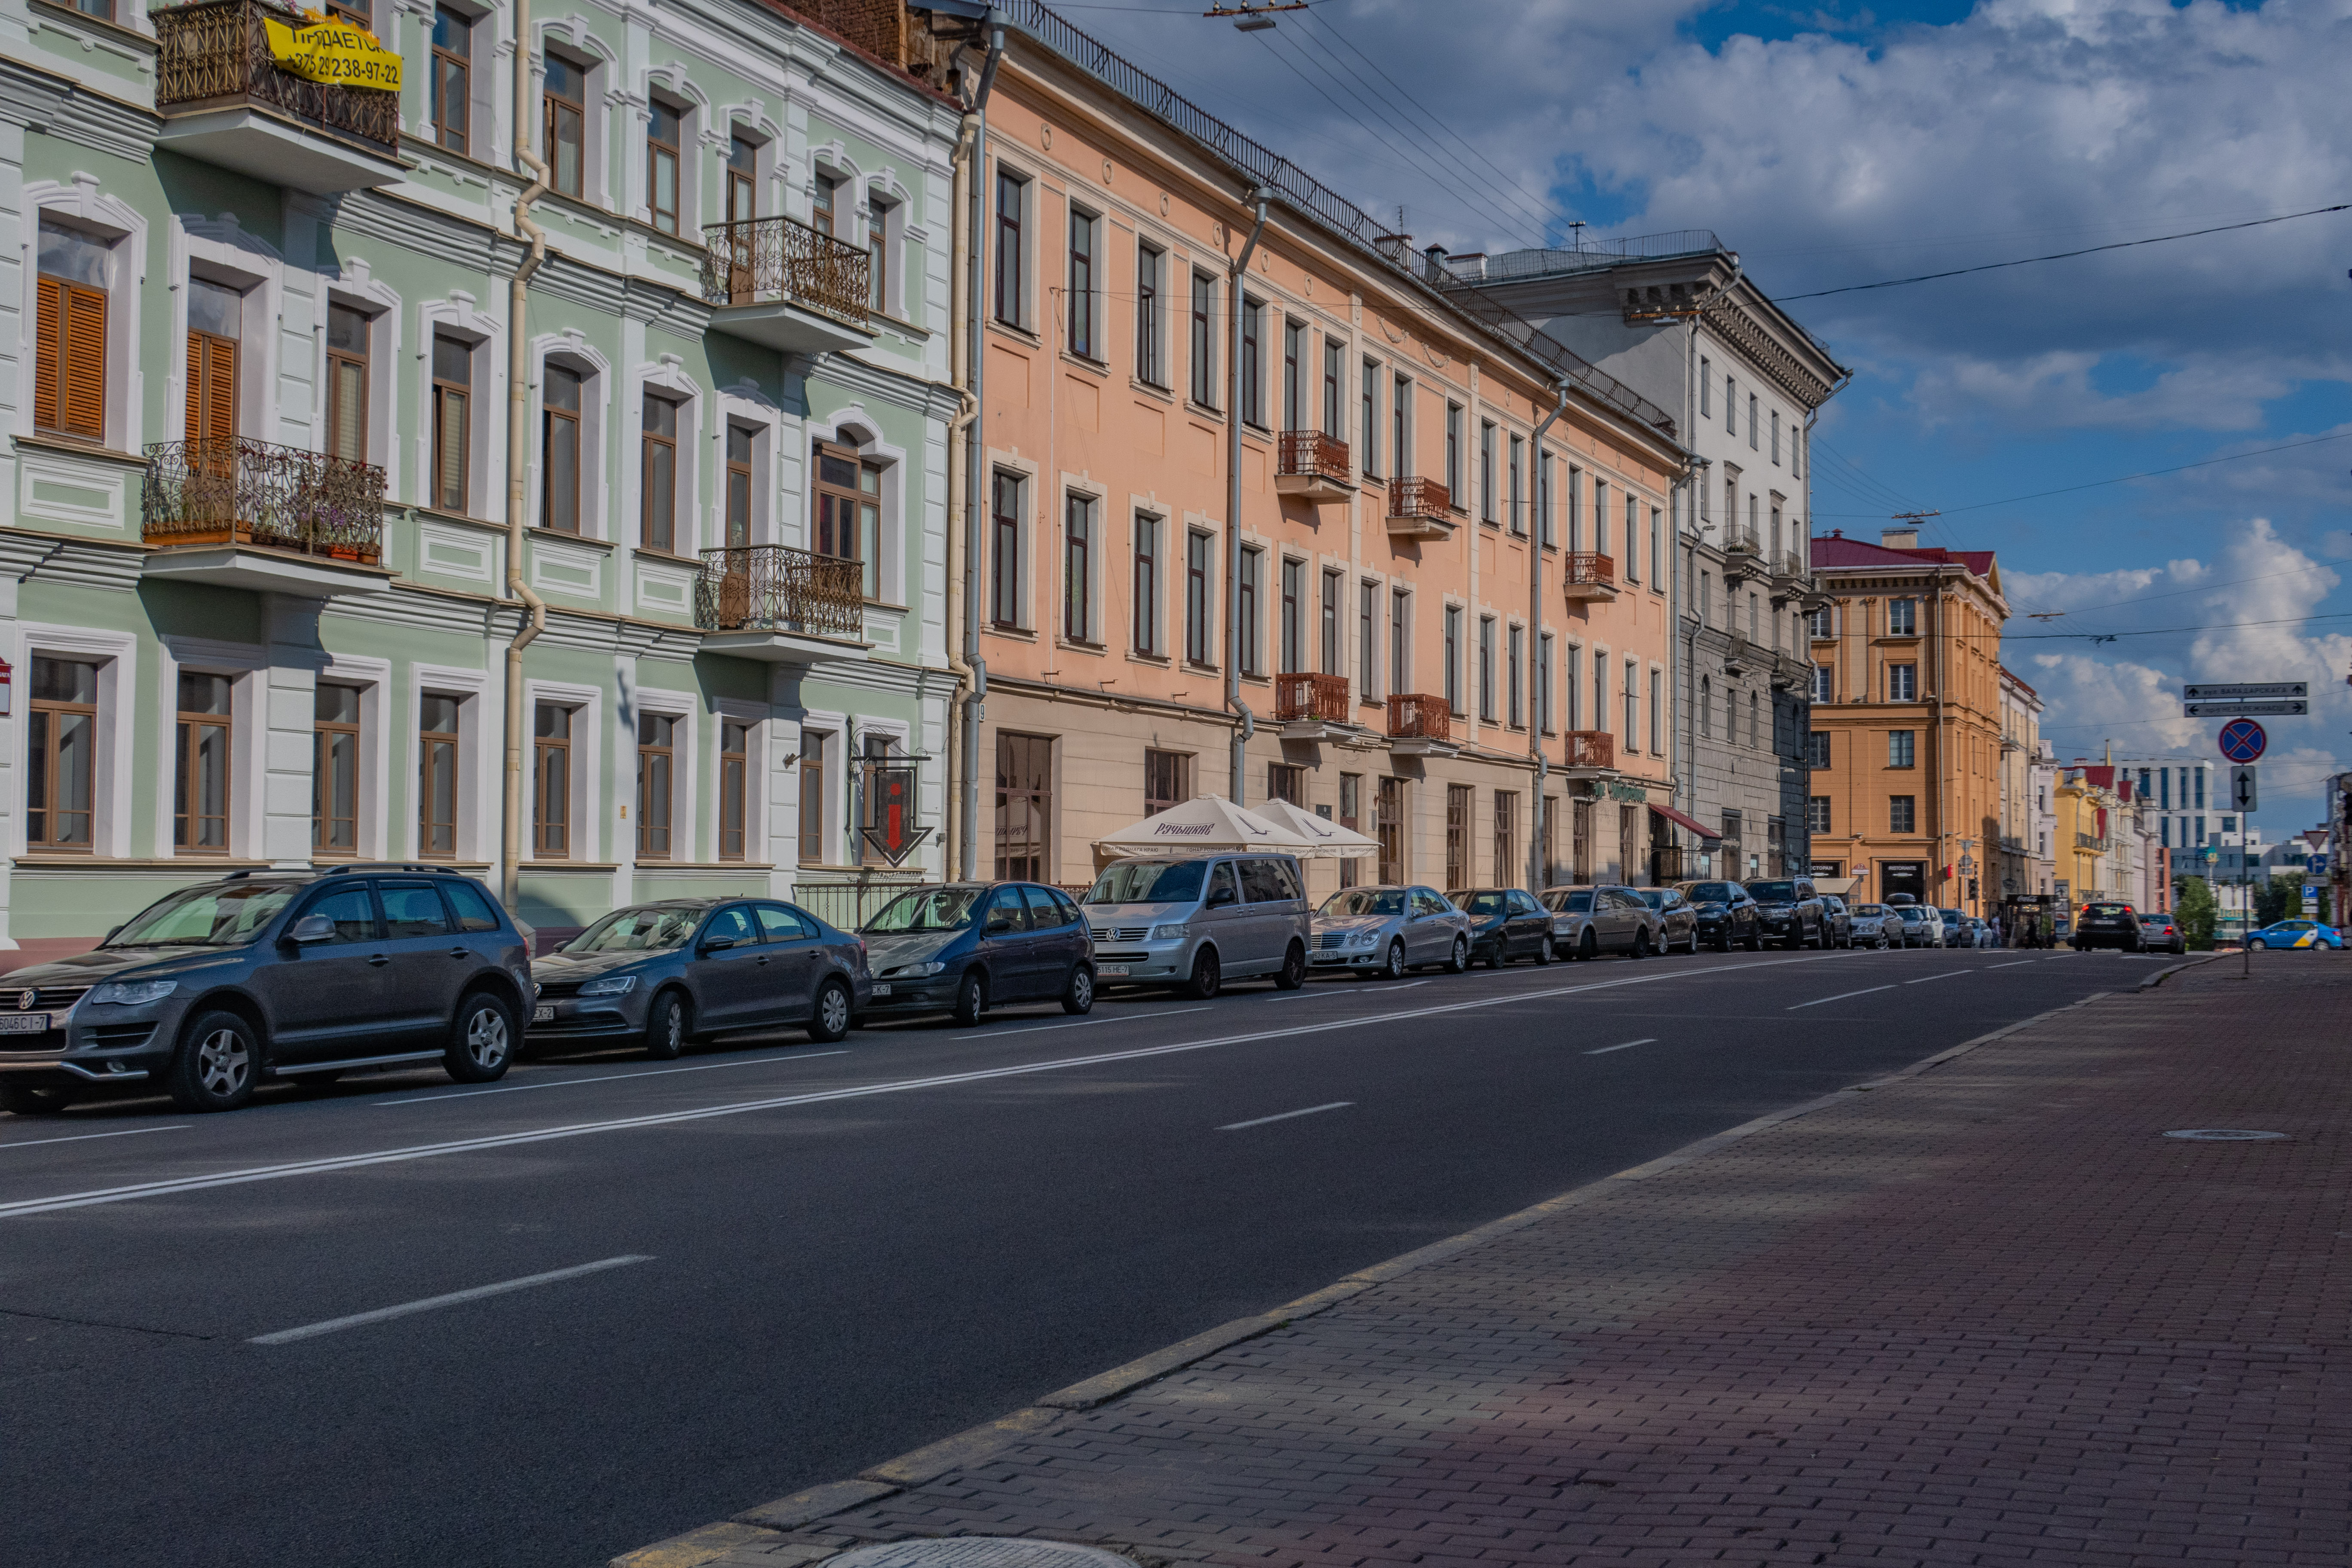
[2140,952,2223,989]
[606,983,2141,1568]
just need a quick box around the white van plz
[1078,854,1311,998]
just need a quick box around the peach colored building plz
[946,7,1687,896]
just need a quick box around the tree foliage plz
[2176,877,2219,950]
[2253,873,2305,928]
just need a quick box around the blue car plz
[2246,920,2344,951]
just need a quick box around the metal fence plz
[142,436,385,560]
[1563,551,1616,591]
[1275,672,1350,723]
[695,544,866,640]
[701,214,872,327]
[153,0,401,153]
[1387,692,1449,743]
[1277,430,1350,485]
[1386,475,1451,522]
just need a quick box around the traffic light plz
[1968,877,1979,902]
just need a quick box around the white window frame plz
[532,332,611,539]
[635,68,706,238]
[416,294,502,520]
[712,698,767,865]
[409,662,493,864]
[535,24,616,208]
[624,356,701,554]
[628,684,696,865]
[524,677,603,864]
[317,652,392,862]
[794,707,848,868]
[172,217,285,449]
[717,382,784,546]
[154,635,266,862]
[10,622,138,860]
[810,409,908,605]
[319,269,402,475]
[1059,478,1106,646]
[983,450,1039,631]
[19,178,149,453]
[863,174,913,321]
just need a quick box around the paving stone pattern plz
[728,960,2352,1567]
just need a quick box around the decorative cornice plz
[1697,296,1836,411]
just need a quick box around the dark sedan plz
[1675,880,1762,952]
[859,882,1094,1026]
[2072,902,2144,952]
[1744,878,1826,949]
[1446,888,1554,968]
[527,898,869,1057]
[1633,886,1700,954]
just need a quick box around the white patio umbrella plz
[1094,793,1316,857]
[1252,796,1380,860]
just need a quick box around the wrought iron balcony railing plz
[1385,476,1452,523]
[1564,730,1614,770]
[1275,671,1351,724]
[1386,692,1450,743]
[2076,832,2110,852]
[142,437,384,560]
[695,544,866,640]
[1277,430,1351,486]
[153,0,401,156]
[701,214,872,328]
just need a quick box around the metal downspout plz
[1525,380,1567,894]
[502,0,551,916]
[1225,187,1270,803]
[943,99,979,882]
[958,23,1003,881]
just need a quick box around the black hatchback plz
[1676,880,1762,952]
[0,867,531,1116]
[1446,888,1555,968]
[858,882,1094,1025]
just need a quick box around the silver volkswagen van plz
[1079,853,1311,998]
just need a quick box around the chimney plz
[1881,527,1920,549]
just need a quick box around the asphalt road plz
[0,943,2167,1567]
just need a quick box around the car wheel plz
[1183,948,1222,1000]
[1580,929,1599,962]
[1274,941,1308,991]
[1532,934,1553,966]
[1384,940,1409,980]
[166,1011,259,1112]
[2248,937,2267,951]
[1715,928,1732,953]
[808,978,853,1044]
[1631,927,1653,960]
[952,968,989,1024]
[0,1081,76,1116]
[1481,940,1503,970]
[1446,936,1470,974]
[1061,964,1096,1015]
[1746,925,1763,952]
[644,990,691,1060]
[446,992,517,1084]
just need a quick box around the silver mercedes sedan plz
[1309,885,1474,980]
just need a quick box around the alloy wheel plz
[465,1007,510,1072]
[197,1028,251,1098]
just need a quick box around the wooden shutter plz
[34,280,60,433]
[60,286,106,441]
[187,333,237,446]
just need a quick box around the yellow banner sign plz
[263,15,403,92]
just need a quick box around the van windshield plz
[1084,860,1207,905]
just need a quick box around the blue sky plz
[1042,0,2352,835]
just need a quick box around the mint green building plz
[0,0,962,964]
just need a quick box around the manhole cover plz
[829,1541,1139,1568]
[2163,1129,2288,1141]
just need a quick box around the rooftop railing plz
[142,436,384,560]
[153,0,400,155]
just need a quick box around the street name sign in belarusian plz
[2183,682,2308,701]
[2217,720,2266,763]
[2184,699,2309,717]
[2230,765,2258,813]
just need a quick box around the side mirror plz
[984,914,1017,935]
[1207,887,1236,909]
[700,934,739,952]
[286,913,337,945]
[101,925,121,944]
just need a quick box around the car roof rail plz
[322,862,460,876]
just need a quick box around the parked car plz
[1888,904,1944,947]
[1959,916,1994,949]
[2072,902,2144,952]
[1938,908,1967,946]
[1819,895,1855,949]
[1847,902,1896,949]
[2139,911,2187,955]
[0,866,531,1116]
[1081,853,1311,998]
[1540,885,1664,960]
[1744,878,1826,949]
[1448,888,1556,967]
[856,883,1093,1026]
[531,897,869,1055]
[1675,880,1762,952]
[1311,886,1472,977]
[1633,886,1700,954]
[2247,919,2344,951]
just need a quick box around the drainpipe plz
[942,87,980,882]
[958,21,1004,881]
[502,0,551,916]
[1525,380,1566,894]
[1224,187,1270,803]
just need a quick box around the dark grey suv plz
[0,867,531,1115]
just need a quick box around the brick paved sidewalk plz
[638,958,2352,1568]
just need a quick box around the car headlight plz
[1150,923,1189,941]
[87,979,177,1007]
[578,974,638,997]
[1348,931,1379,949]
[887,960,946,978]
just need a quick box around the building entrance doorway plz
[1880,861,1926,903]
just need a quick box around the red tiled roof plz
[2001,667,2039,697]
[1811,530,1995,578]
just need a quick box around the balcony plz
[2076,832,2110,853]
[693,544,869,662]
[1275,671,1363,741]
[1721,533,1765,584]
[1274,431,1353,500]
[1384,476,1455,542]
[140,437,390,596]
[152,1,404,193]
[1773,652,1813,692]
[1722,635,1755,679]
[701,215,875,357]
[1561,551,1618,603]
[1386,693,1457,757]
[1563,730,1614,772]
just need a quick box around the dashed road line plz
[1788,985,1896,1011]
[0,1124,190,1152]
[1216,1102,1352,1132]
[1584,1038,1658,1056]
[250,1255,654,1345]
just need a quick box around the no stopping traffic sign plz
[2217,719,2266,763]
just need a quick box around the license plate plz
[1097,965,1130,977]
[0,1013,51,1035]
[531,1004,554,1023]
[871,984,892,997]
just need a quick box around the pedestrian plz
[1992,913,2005,947]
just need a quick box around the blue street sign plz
[2217,719,2266,763]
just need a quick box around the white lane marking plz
[376,1052,850,1107]
[250,1255,653,1345]
[0,1124,190,1152]
[1986,959,2037,971]
[1218,1101,1352,1131]
[0,952,1856,1222]
[953,1005,1210,1041]
[1787,985,1896,1011]
[1584,1038,1658,1056]
[1905,971,1970,985]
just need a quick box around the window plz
[312,684,361,856]
[1443,605,1461,712]
[811,170,839,238]
[1537,450,1553,544]
[544,52,587,199]
[430,5,472,151]
[1143,749,1187,817]
[1510,435,1526,535]
[1338,773,1362,888]
[1240,297,1264,426]
[540,365,582,531]
[1479,420,1495,521]
[1592,478,1607,557]
[1280,558,1305,674]
[798,732,827,863]
[1596,653,1609,738]
[1748,690,1759,749]
[430,334,471,512]
[1699,675,1712,738]
[724,424,754,547]
[1650,668,1662,755]
[1238,545,1263,674]
[1377,776,1404,884]
[640,392,680,552]
[1133,512,1160,654]
[1571,798,1592,880]
[718,720,750,861]
[1771,409,1782,464]
[1067,208,1096,358]
[1135,241,1164,385]
[1567,466,1583,551]
[419,693,461,858]
[2194,771,2205,810]
[1699,357,1711,415]
[1624,659,1640,748]
[646,99,682,234]
[1322,339,1342,437]
[1390,588,1409,696]
[533,702,573,857]
[815,441,882,600]
[1888,729,1915,768]
[1626,495,1641,581]
[1063,493,1094,642]
[1507,624,1524,726]
[1189,271,1216,406]
[1494,792,1517,888]
[27,656,99,851]
[1321,567,1343,674]
[1810,664,1832,702]
[1806,730,1830,769]
[1748,392,1758,448]
[726,134,758,224]
[1267,763,1303,805]
[1538,632,1554,732]
[637,713,677,859]
[1357,580,1376,694]
[187,276,242,447]
[1890,795,1917,834]
[1185,529,1213,664]
[1724,376,1736,433]
[1392,373,1411,476]
[1564,642,1580,729]
[1478,615,1496,722]
[34,222,109,443]
[1282,319,1303,430]
[1360,358,1380,478]
[312,304,369,466]
[993,170,1026,326]
[868,197,893,313]
[173,671,233,855]
[1649,508,1661,588]
[1806,603,1831,639]
[1889,662,1918,701]
[1446,784,1470,888]
[990,470,1023,628]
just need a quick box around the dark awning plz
[1649,801,1718,841]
